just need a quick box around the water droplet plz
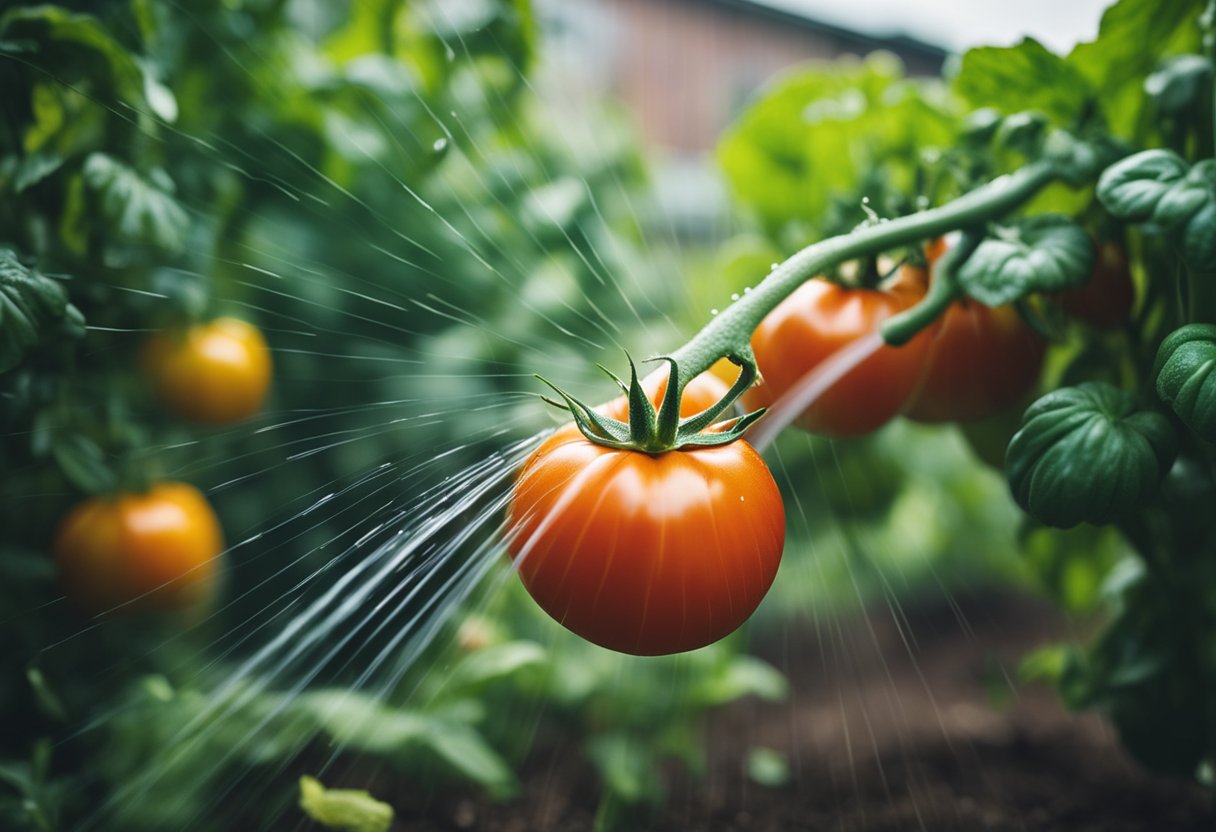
[739,495,746,502]
[730,293,740,301]
[743,286,751,293]
[450,110,458,118]
[433,137,449,153]
[769,262,779,271]
[862,196,870,204]
[710,308,719,315]
[444,43,456,62]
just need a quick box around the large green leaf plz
[1153,324,1216,442]
[82,153,189,252]
[717,54,956,233]
[0,248,84,373]
[1097,151,1216,267]
[954,38,1092,125]
[1006,383,1177,528]
[957,215,1095,306]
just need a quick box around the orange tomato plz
[506,432,784,655]
[906,297,1045,422]
[744,274,936,437]
[53,482,223,612]
[143,317,272,424]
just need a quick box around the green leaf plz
[416,722,516,798]
[957,215,1095,306]
[585,733,659,805]
[1153,323,1216,442]
[51,434,117,494]
[298,776,393,832]
[82,153,189,252]
[1097,151,1216,267]
[444,640,546,695]
[745,747,790,788]
[686,655,788,707]
[717,54,956,233]
[0,6,146,105]
[1006,383,1177,528]
[1066,0,1203,135]
[0,249,84,373]
[1145,54,1214,115]
[954,38,1091,125]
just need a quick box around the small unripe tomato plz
[143,317,272,424]
[53,482,223,612]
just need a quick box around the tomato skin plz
[143,317,272,424]
[906,297,1045,423]
[1057,240,1134,330]
[743,275,936,437]
[506,435,784,655]
[52,482,223,613]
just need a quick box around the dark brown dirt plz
[385,590,1215,831]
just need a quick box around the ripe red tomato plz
[743,274,937,437]
[905,292,1045,423]
[142,317,272,424]
[52,482,223,613]
[506,433,784,655]
[1057,239,1134,330]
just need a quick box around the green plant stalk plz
[665,161,1061,388]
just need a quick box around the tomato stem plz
[666,161,1062,390]
[880,231,983,346]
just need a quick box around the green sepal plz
[1006,382,1177,529]
[533,375,632,447]
[1153,323,1216,442]
[535,354,767,453]
[678,356,758,434]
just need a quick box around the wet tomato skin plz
[744,275,936,437]
[142,317,272,424]
[507,433,784,655]
[53,482,223,613]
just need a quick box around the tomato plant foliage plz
[711,0,1216,787]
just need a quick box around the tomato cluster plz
[52,317,272,615]
[743,245,1048,439]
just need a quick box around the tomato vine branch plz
[666,160,1062,388]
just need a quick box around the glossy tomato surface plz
[506,434,784,655]
[143,317,272,424]
[744,275,936,437]
[53,482,223,612]
[906,297,1045,422]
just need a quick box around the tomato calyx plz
[536,354,766,452]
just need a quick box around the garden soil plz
[378,590,1215,831]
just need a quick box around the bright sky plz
[763,0,1115,53]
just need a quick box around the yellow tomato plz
[53,482,223,612]
[143,317,272,424]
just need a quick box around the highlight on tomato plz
[142,316,272,424]
[52,481,223,613]
[507,358,785,656]
[744,271,937,437]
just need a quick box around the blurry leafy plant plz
[711,0,1216,788]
